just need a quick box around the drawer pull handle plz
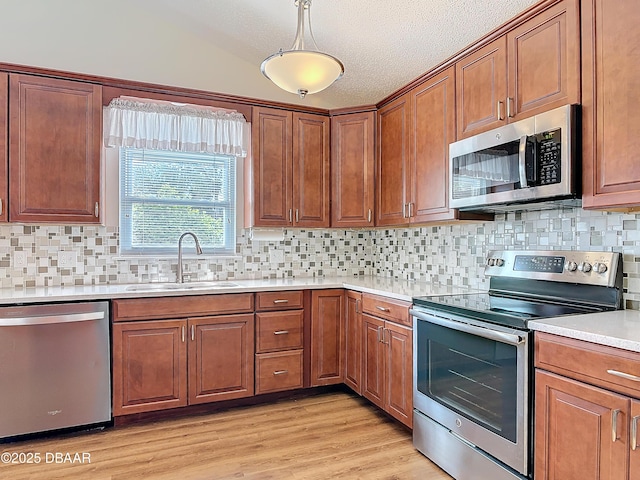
[607,369,640,382]
[612,409,620,443]
[633,415,640,451]
[273,299,289,304]
[273,330,289,335]
[273,370,288,376]
[376,306,390,312]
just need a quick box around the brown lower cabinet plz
[361,294,413,428]
[112,294,255,416]
[254,290,305,394]
[111,289,415,431]
[344,290,363,394]
[535,332,640,479]
[310,289,345,386]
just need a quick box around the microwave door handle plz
[518,135,529,188]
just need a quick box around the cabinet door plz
[507,0,580,121]
[410,67,456,223]
[377,93,411,226]
[344,290,362,394]
[456,36,508,139]
[362,313,385,409]
[310,289,344,386]
[581,0,640,208]
[188,314,254,405]
[293,112,330,227]
[385,321,413,428]
[331,111,375,227]
[9,74,101,223]
[0,73,6,223]
[251,107,292,226]
[535,370,629,480]
[631,400,640,480]
[112,320,187,416]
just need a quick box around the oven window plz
[416,319,517,443]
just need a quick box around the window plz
[119,148,236,255]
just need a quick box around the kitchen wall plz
[2,205,640,308]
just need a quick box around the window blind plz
[119,148,236,255]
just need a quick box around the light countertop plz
[8,276,640,354]
[0,276,476,306]
[529,310,640,353]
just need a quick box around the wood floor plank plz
[0,392,451,479]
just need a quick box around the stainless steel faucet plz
[177,232,203,283]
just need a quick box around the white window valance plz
[104,97,248,157]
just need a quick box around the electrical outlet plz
[58,251,76,268]
[13,251,28,268]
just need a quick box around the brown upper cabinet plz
[376,93,411,226]
[377,67,469,226]
[330,111,375,227]
[581,0,640,209]
[456,0,580,139]
[409,67,458,223]
[8,74,102,223]
[0,73,7,223]
[250,106,330,228]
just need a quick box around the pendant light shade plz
[261,0,344,98]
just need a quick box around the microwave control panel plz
[535,128,562,186]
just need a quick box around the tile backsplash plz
[2,206,640,308]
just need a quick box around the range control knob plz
[593,262,608,274]
[565,261,578,272]
[578,262,593,273]
[495,258,505,267]
[488,258,496,266]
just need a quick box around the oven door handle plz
[411,309,526,346]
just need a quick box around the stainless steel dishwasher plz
[0,301,111,439]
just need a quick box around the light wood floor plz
[0,391,451,480]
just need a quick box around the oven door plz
[412,307,531,476]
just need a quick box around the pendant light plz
[261,0,344,98]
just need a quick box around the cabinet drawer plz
[535,332,640,398]
[256,291,304,311]
[362,294,411,327]
[256,310,304,353]
[113,293,254,322]
[255,350,303,394]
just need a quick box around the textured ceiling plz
[129,0,540,109]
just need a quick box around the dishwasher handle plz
[0,311,105,327]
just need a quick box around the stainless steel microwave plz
[449,105,579,211]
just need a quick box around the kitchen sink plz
[125,282,239,292]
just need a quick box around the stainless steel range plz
[410,250,623,480]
